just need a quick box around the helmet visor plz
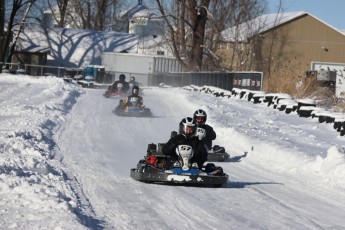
[184,125,195,136]
[195,116,205,123]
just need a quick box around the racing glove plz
[196,127,206,140]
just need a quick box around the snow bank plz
[0,74,89,229]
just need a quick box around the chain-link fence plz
[0,62,81,77]
[1,62,263,90]
[0,62,139,84]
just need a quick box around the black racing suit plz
[124,95,143,109]
[111,80,129,94]
[162,134,208,169]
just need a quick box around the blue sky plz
[268,0,345,29]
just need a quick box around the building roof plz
[222,11,345,42]
[339,29,345,36]
[15,25,139,68]
[15,25,50,54]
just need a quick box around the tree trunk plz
[188,0,210,71]
[6,1,34,63]
[0,0,5,65]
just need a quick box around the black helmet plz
[179,117,198,139]
[193,109,207,125]
[132,85,139,95]
[119,74,126,81]
[130,76,135,81]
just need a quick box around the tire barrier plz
[183,85,345,137]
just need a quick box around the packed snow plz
[1,73,345,230]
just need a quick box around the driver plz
[111,74,129,94]
[123,86,143,109]
[193,109,216,150]
[162,117,207,169]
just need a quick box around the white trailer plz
[101,53,183,85]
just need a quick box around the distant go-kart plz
[206,145,230,162]
[112,100,152,117]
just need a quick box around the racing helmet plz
[193,109,207,125]
[179,117,198,139]
[119,74,126,81]
[132,85,139,95]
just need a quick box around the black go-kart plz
[207,145,230,162]
[130,143,229,187]
[113,100,152,117]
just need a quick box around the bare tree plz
[45,0,70,28]
[73,0,91,29]
[155,0,210,71]
[40,0,120,30]
[0,0,38,65]
[259,0,285,91]
[154,0,266,71]
[224,0,286,91]
[68,0,118,30]
[200,1,228,71]
[0,0,5,63]
[94,0,112,30]
[216,0,267,72]
[6,0,37,63]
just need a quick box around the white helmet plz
[193,109,207,125]
[179,117,197,139]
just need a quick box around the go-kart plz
[207,145,230,162]
[113,100,152,117]
[130,143,229,187]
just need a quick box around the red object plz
[146,155,157,167]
